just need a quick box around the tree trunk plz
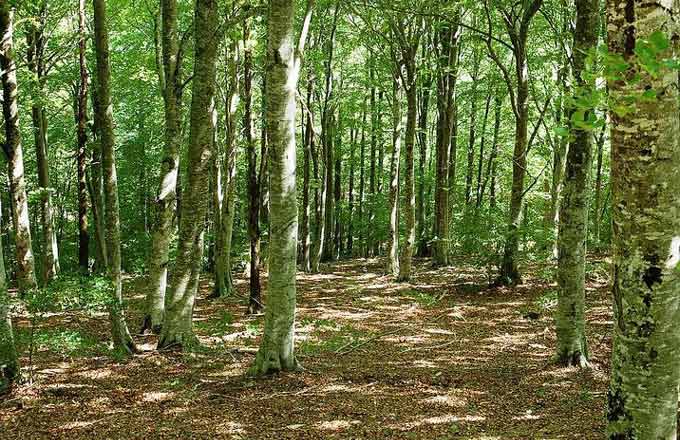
[93,0,136,353]
[347,118,357,256]
[432,21,458,267]
[333,111,342,259]
[77,0,90,273]
[0,198,18,392]
[398,54,418,282]
[387,70,402,277]
[212,38,239,299]
[475,90,492,208]
[464,53,480,206]
[606,3,680,438]
[555,0,598,368]
[367,76,377,257]
[143,0,182,333]
[157,0,218,349]
[244,18,263,314]
[301,75,314,272]
[26,1,59,283]
[416,68,431,257]
[479,93,502,208]
[89,82,108,272]
[358,98,367,258]
[592,124,605,248]
[249,0,306,376]
[0,4,38,293]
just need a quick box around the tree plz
[484,0,543,286]
[244,17,263,313]
[0,2,38,293]
[605,5,680,438]
[143,0,183,333]
[93,0,137,353]
[554,0,599,368]
[76,0,90,273]
[157,0,219,349]
[27,0,59,283]
[0,198,18,392]
[249,0,312,376]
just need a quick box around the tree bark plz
[249,0,310,376]
[416,63,431,257]
[301,75,314,272]
[143,0,182,333]
[0,4,38,293]
[432,19,459,267]
[555,0,598,368]
[592,124,605,248]
[357,98,367,257]
[157,0,218,349]
[93,0,136,353]
[244,18,263,314]
[76,0,90,273]
[89,82,108,272]
[212,38,238,299]
[387,69,402,277]
[26,0,59,283]
[606,2,680,438]
[0,198,18,392]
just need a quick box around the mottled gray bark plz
[93,0,136,353]
[158,0,218,349]
[555,0,599,368]
[606,1,680,438]
[301,75,314,272]
[386,69,402,277]
[0,3,38,294]
[143,0,182,333]
[249,0,312,376]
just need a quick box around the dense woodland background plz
[0,0,679,438]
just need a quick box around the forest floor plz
[0,257,613,439]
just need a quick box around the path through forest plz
[1,259,611,439]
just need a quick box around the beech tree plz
[92,0,137,353]
[249,0,312,376]
[606,1,680,437]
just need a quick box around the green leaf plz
[649,31,670,52]
[553,126,570,137]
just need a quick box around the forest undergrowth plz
[0,257,612,439]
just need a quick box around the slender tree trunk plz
[333,111,342,260]
[244,19,263,314]
[398,54,418,282]
[93,0,136,353]
[367,75,377,257]
[358,98,367,258]
[77,0,90,273]
[143,0,182,333]
[320,6,339,263]
[592,124,605,248]
[0,4,37,293]
[479,93,502,208]
[0,198,18,392]
[213,41,238,299]
[249,0,310,376]
[26,1,59,283]
[301,75,314,272]
[555,0,599,368]
[416,70,431,257]
[157,0,218,348]
[347,120,356,256]
[606,1,680,436]
[464,54,480,206]
[89,83,108,272]
[387,70,402,277]
[475,90,491,208]
[432,21,458,267]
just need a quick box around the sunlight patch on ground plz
[142,391,175,402]
[512,410,540,421]
[316,419,361,430]
[422,392,467,408]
